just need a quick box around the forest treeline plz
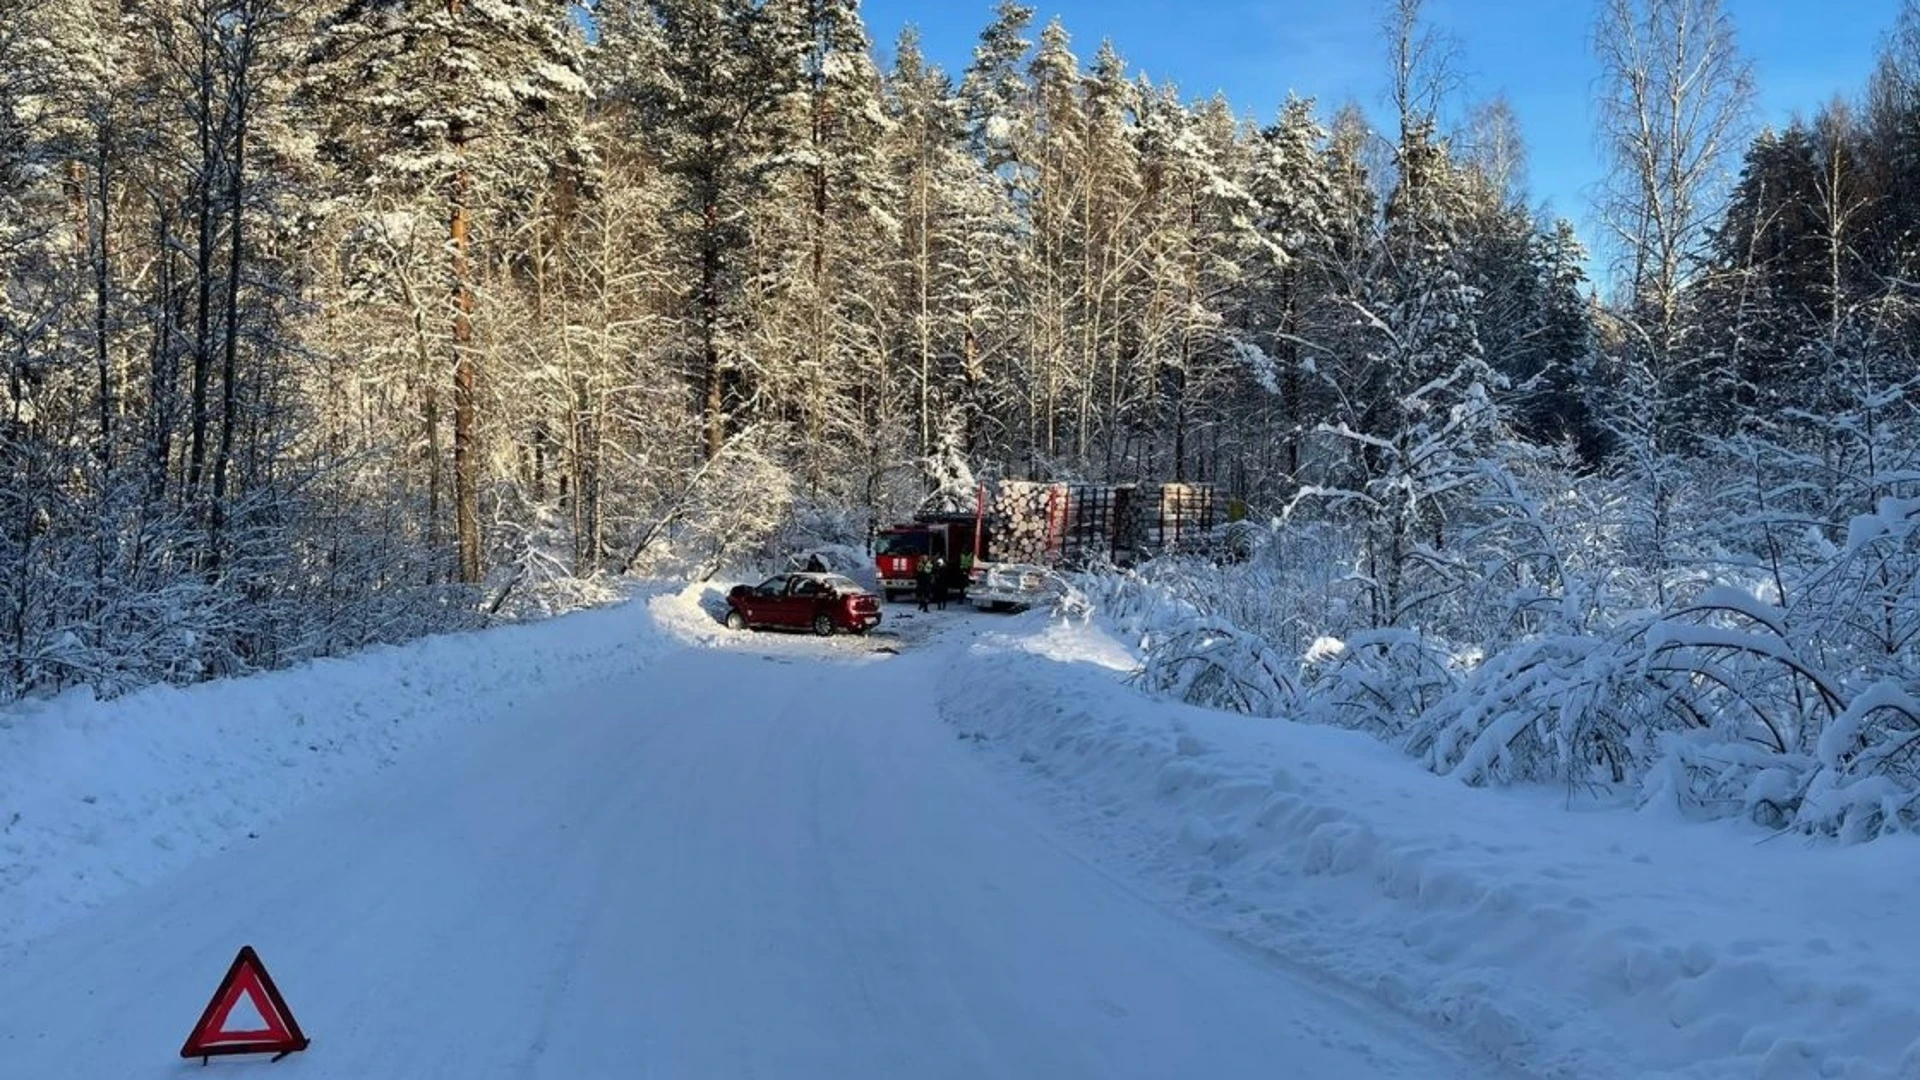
[5,0,1920,755]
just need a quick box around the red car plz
[725,573,883,636]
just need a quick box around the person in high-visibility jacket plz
[914,559,935,613]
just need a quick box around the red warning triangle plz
[180,946,311,1062]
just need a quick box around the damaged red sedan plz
[725,573,883,636]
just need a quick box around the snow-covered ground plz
[0,589,1500,1079]
[946,615,1920,1080]
[0,583,678,953]
[1,584,1915,1078]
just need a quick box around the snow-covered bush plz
[1135,617,1299,718]
[1409,623,1654,786]
[1302,629,1461,739]
[769,499,871,570]
[1081,445,1920,842]
[617,433,797,582]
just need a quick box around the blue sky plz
[861,0,1904,263]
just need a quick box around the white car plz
[966,562,1066,612]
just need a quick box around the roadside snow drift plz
[0,587,672,952]
[943,615,1920,1080]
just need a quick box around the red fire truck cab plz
[872,515,984,602]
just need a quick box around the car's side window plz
[755,579,786,597]
[792,579,825,598]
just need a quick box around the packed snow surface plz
[1,583,1916,1078]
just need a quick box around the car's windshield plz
[876,532,930,556]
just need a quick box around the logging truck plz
[873,480,1224,610]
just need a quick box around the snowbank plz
[0,584,675,953]
[943,616,1920,1080]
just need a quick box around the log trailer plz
[873,481,1224,609]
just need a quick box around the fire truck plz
[871,513,983,603]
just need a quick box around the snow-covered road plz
[0,610,1502,1079]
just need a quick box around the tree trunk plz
[1279,270,1302,487]
[149,211,180,507]
[211,25,253,574]
[700,191,725,461]
[451,170,480,584]
[187,23,216,500]
[448,0,481,584]
[90,133,112,474]
[915,163,932,458]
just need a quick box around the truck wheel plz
[725,610,747,631]
[812,614,835,637]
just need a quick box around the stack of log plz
[1123,483,1221,555]
[981,480,1222,566]
[985,481,1065,564]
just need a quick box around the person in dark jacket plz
[804,553,828,573]
[931,556,949,611]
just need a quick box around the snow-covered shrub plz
[1407,494,1920,838]
[1782,500,1920,836]
[618,434,797,582]
[1073,439,1920,841]
[1134,617,1299,717]
[1075,566,1204,644]
[772,498,870,558]
[1454,449,1638,645]
[1099,522,1358,655]
[1300,629,1459,738]
[1638,733,1818,827]
[1409,624,1654,786]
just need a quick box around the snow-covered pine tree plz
[1130,87,1255,484]
[1242,95,1333,497]
[1290,1,1504,630]
[303,0,592,584]
[958,0,1033,174]
[1020,18,1084,467]
[1520,220,1603,462]
[882,28,1003,474]
[1454,109,1547,421]
[597,0,801,463]
[918,411,978,515]
[753,0,895,500]
[950,1,1032,471]
[1367,118,1503,626]
[1074,40,1145,472]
